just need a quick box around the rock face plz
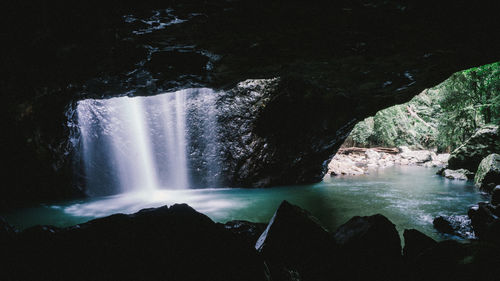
[447,125,500,173]
[256,200,336,281]
[474,154,500,192]
[333,214,402,281]
[2,204,267,281]
[403,229,437,260]
[2,0,500,206]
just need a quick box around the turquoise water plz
[2,166,486,240]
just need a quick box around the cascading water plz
[76,88,221,196]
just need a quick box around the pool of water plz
[2,166,486,240]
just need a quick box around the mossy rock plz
[447,125,500,173]
[474,153,500,192]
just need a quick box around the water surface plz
[2,166,486,240]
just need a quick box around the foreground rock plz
[3,204,267,281]
[256,200,336,281]
[222,220,267,247]
[403,229,437,260]
[408,240,500,281]
[3,201,500,281]
[474,153,500,192]
[492,186,500,205]
[468,202,500,243]
[333,214,403,281]
[447,125,500,173]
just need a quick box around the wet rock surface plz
[2,0,500,206]
[431,215,476,239]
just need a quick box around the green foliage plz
[349,117,374,145]
[347,62,499,151]
[437,62,500,150]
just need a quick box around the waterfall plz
[76,88,221,196]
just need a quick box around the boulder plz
[474,153,500,192]
[432,215,475,239]
[442,169,473,180]
[491,186,500,205]
[468,202,500,243]
[333,214,402,281]
[447,125,500,173]
[400,150,433,163]
[256,200,336,281]
[407,239,500,281]
[3,204,267,281]
[434,153,450,163]
[403,229,437,260]
[432,216,456,234]
[409,240,470,281]
[327,154,366,176]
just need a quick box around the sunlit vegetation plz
[346,62,500,152]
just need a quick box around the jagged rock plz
[492,186,500,205]
[474,153,500,192]
[468,202,500,243]
[447,125,500,173]
[256,200,336,281]
[333,214,402,281]
[3,204,267,281]
[223,220,267,247]
[443,169,473,180]
[403,229,437,260]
